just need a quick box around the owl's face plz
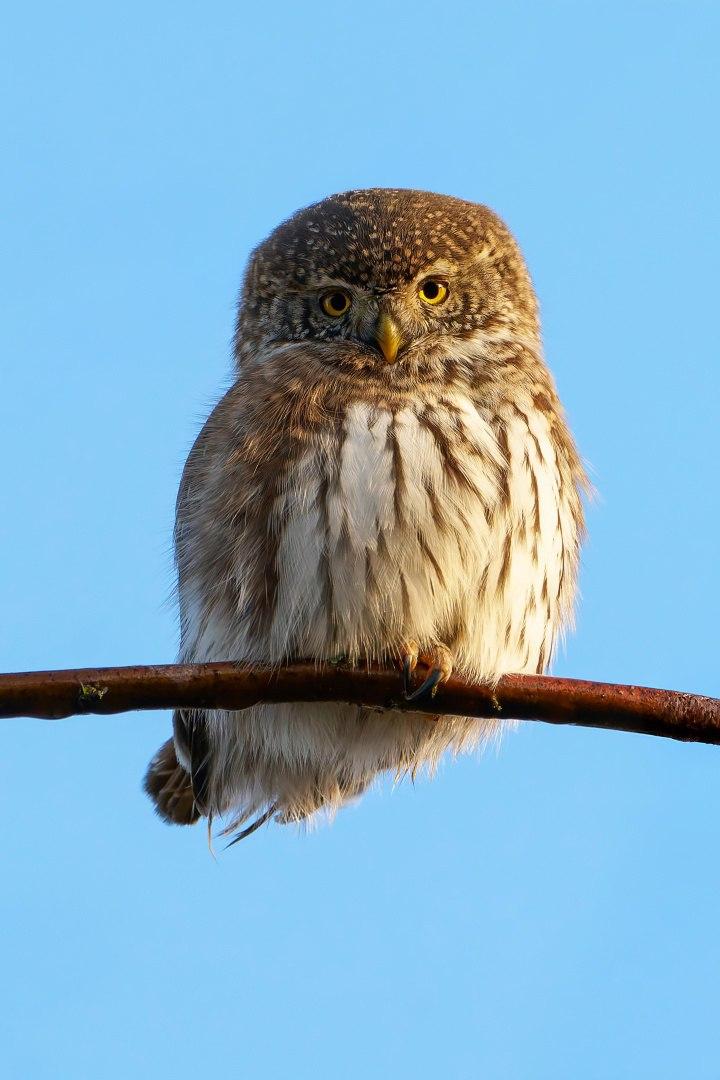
[236,189,540,388]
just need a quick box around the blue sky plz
[2,3,719,1077]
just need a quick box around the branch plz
[1,662,719,745]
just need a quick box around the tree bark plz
[1,661,719,745]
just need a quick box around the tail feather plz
[223,803,279,848]
[144,726,377,840]
[144,738,200,826]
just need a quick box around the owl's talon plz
[405,666,444,702]
[402,657,414,696]
[400,640,419,696]
[401,642,453,703]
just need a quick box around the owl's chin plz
[331,336,448,372]
[334,343,443,383]
[262,337,474,396]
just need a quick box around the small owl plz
[144,189,587,841]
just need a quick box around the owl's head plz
[235,189,540,389]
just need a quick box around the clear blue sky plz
[2,3,719,1077]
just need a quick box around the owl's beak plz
[374,312,403,364]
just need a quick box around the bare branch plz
[1,662,719,745]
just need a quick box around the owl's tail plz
[143,739,280,843]
[143,731,373,841]
[143,738,200,826]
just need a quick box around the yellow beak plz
[374,312,403,364]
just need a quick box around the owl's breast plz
[245,393,571,678]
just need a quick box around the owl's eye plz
[417,279,448,306]
[320,289,352,317]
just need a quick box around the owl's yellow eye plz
[320,289,352,317]
[417,279,448,306]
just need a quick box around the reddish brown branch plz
[0,661,718,745]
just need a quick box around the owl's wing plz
[147,384,252,826]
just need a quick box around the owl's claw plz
[400,641,453,703]
[400,639,419,696]
[402,659,416,696]
[405,665,445,702]
[402,658,413,696]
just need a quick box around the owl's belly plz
[176,392,576,820]
[259,396,567,680]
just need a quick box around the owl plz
[144,188,587,842]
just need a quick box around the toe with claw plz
[400,641,454,703]
[401,639,420,697]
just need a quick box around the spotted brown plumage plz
[144,188,587,840]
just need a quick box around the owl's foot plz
[401,641,453,703]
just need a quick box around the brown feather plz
[143,738,200,826]
[144,188,589,838]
